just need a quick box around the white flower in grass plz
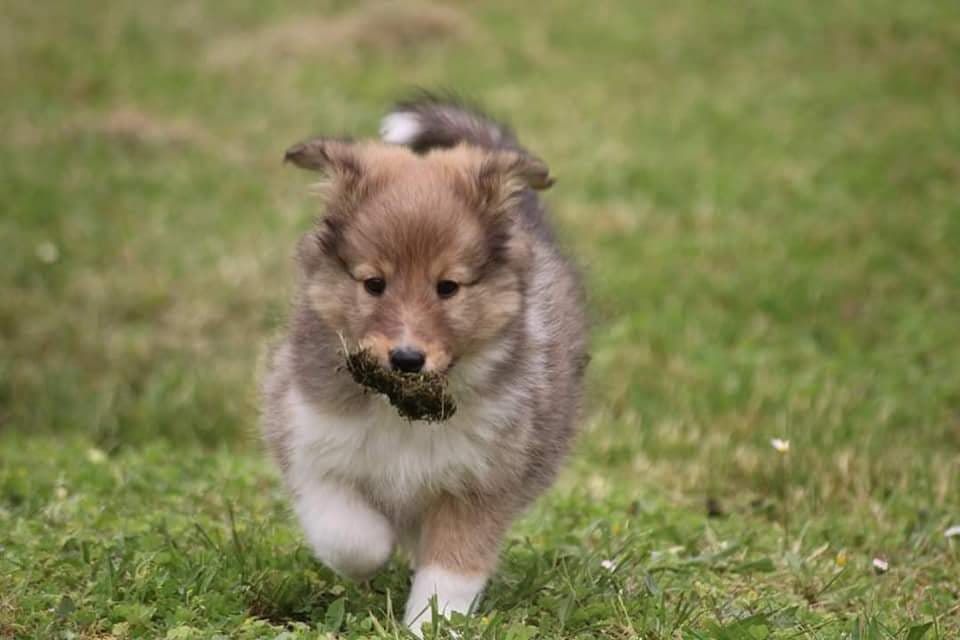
[35,241,59,264]
[600,559,617,572]
[945,525,960,538]
[872,557,889,574]
[770,438,790,453]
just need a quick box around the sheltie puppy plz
[261,95,587,634]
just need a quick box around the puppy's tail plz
[380,92,523,154]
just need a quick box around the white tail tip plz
[380,112,422,145]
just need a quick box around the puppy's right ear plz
[284,137,355,171]
[286,138,366,274]
[284,137,365,199]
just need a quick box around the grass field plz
[2,1,959,638]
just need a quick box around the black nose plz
[389,347,426,373]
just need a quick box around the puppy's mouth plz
[343,349,457,423]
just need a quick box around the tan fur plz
[417,492,510,574]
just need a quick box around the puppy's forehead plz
[339,161,487,268]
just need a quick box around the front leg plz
[404,493,511,634]
[294,478,395,581]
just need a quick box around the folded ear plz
[284,137,357,172]
[284,137,368,205]
[503,152,554,191]
[472,151,554,217]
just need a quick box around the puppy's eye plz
[363,277,386,296]
[436,280,460,299]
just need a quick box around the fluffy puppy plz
[261,96,587,633]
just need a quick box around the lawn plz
[2,1,959,638]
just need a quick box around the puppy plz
[261,96,587,634]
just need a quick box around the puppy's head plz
[286,138,551,375]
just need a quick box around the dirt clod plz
[344,349,456,422]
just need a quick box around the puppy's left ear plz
[491,151,554,192]
[508,152,554,191]
[474,151,554,218]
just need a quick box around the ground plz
[2,1,959,638]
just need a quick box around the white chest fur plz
[284,384,512,519]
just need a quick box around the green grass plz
[2,0,959,637]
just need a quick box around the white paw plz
[294,479,395,581]
[404,565,487,636]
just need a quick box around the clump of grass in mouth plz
[343,348,457,422]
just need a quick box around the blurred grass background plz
[2,1,959,638]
